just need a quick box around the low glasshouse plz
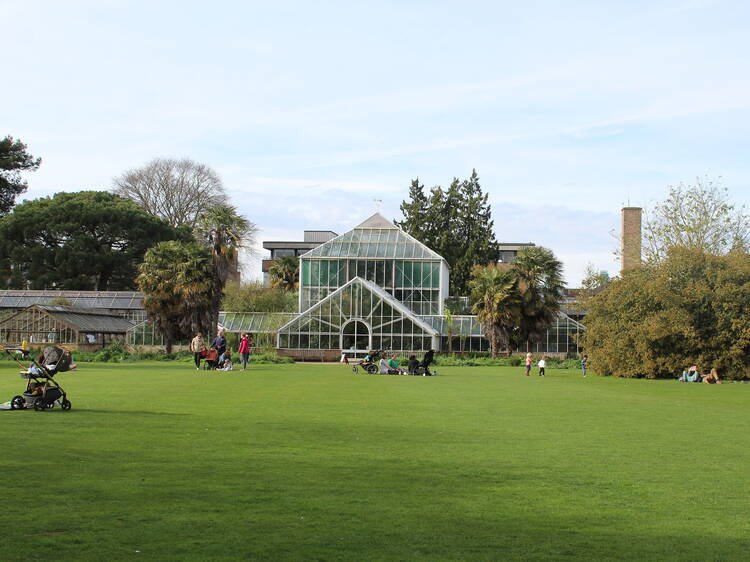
[0,214,584,357]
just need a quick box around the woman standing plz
[190,332,206,370]
[238,333,251,371]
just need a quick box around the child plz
[524,353,532,376]
[221,350,233,371]
[538,356,546,377]
[581,354,588,377]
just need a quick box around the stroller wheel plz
[351,365,358,374]
[10,395,25,410]
[365,364,378,374]
[33,399,46,411]
[61,398,72,411]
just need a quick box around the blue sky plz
[3,0,749,285]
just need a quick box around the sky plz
[2,0,750,286]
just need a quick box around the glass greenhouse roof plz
[218,312,297,333]
[301,214,444,261]
[0,290,144,310]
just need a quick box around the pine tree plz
[395,178,430,241]
[396,170,499,296]
[453,170,498,295]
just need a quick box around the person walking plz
[524,352,532,376]
[581,354,588,377]
[238,333,251,371]
[538,356,546,377]
[190,332,206,370]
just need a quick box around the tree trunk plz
[165,335,173,354]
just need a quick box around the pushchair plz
[3,345,74,411]
[203,349,221,370]
[410,350,437,376]
[351,349,386,374]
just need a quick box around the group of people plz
[189,331,254,371]
[376,350,434,376]
[678,365,722,384]
[523,353,590,377]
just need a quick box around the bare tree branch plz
[113,157,227,228]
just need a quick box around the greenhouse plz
[0,305,134,350]
[276,213,585,358]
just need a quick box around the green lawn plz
[1,362,748,561]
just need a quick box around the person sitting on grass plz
[379,357,390,374]
[703,368,721,384]
[221,350,233,371]
[407,355,419,375]
[387,354,402,375]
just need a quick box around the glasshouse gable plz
[277,213,583,359]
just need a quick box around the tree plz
[0,191,188,290]
[194,204,256,334]
[469,264,521,358]
[395,178,433,244]
[571,264,610,315]
[444,304,455,354]
[136,241,215,352]
[582,247,750,379]
[396,170,498,296]
[643,177,750,262]
[113,158,227,228]
[452,170,499,295]
[269,256,300,291]
[0,136,41,216]
[222,282,298,312]
[512,247,565,352]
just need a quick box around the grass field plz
[1,362,749,561]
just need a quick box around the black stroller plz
[351,349,386,374]
[409,350,437,376]
[3,345,74,411]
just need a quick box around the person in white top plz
[538,357,546,377]
[379,358,390,374]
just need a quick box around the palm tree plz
[136,241,214,352]
[269,255,299,291]
[195,204,256,333]
[512,247,565,353]
[469,265,522,358]
[444,304,455,354]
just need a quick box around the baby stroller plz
[410,350,437,376]
[3,345,74,411]
[203,349,221,370]
[351,349,386,374]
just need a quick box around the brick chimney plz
[621,207,642,273]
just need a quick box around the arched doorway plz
[340,319,371,357]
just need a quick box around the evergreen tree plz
[453,170,498,295]
[395,178,432,243]
[0,191,188,290]
[396,170,498,296]
[0,136,41,216]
